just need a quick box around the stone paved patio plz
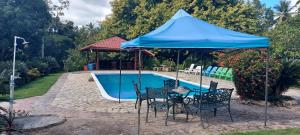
[7,71,300,135]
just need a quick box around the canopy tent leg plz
[264,48,269,127]
[175,49,180,88]
[137,49,142,135]
[119,51,122,103]
[199,51,203,93]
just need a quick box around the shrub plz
[43,56,60,73]
[26,58,49,76]
[144,57,160,70]
[231,50,282,101]
[26,68,41,81]
[162,59,176,71]
[0,61,28,95]
[64,49,87,72]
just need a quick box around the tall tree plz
[0,0,51,61]
[274,0,292,24]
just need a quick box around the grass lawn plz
[223,128,300,135]
[0,72,62,100]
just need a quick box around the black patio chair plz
[145,87,168,122]
[214,88,234,122]
[192,81,218,103]
[133,81,147,109]
[163,79,180,90]
[185,88,234,128]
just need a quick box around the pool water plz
[95,73,208,100]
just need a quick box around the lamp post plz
[9,36,28,121]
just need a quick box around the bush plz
[26,58,49,76]
[144,57,160,70]
[64,49,87,72]
[26,68,41,81]
[162,59,176,71]
[0,61,28,95]
[231,50,282,101]
[43,56,60,73]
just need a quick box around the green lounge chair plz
[211,67,223,77]
[223,68,233,81]
[215,67,228,78]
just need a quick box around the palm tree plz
[274,0,292,24]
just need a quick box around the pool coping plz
[91,71,209,102]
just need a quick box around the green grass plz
[223,128,300,135]
[0,72,62,100]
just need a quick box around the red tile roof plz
[80,36,126,51]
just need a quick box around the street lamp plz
[9,36,29,121]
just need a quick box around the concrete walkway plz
[7,71,300,135]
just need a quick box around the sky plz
[55,0,299,26]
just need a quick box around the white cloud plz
[52,0,112,26]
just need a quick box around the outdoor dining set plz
[133,79,234,127]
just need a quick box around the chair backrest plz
[204,66,212,72]
[132,81,141,99]
[214,88,234,105]
[164,79,179,90]
[226,68,233,75]
[215,67,223,74]
[208,81,218,91]
[146,87,166,99]
[221,68,228,73]
[209,67,218,74]
[188,64,195,70]
[195,66,202,70]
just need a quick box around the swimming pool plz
[92,72,209,101]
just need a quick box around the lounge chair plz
[222,68,233,81]
[208,67,219,77]
[191,66,202,75]
[179,64,195,74]
[215,67,228,78]
[202,66,212,76]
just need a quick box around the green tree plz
[274,0,293,24]
[0,0,51,61]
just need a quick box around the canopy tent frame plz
[120,9,270,134]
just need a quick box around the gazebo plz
[121,9,270,134]
[80,36,154,70]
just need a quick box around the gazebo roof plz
[80,36,126,51]
[80,36,155,56]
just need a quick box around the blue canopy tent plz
[121,9,269,133]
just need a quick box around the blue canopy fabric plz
[121,9,269,49]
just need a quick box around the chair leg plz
[214,108,217,117]
[135,98,138,109]
[146,100,149,123]
[228,106,233,122]
[165,104,169,126]
[186,112,189,122]
[172,104,175,120]
[154,99,157,117]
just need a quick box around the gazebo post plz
[137,48,142,135]
[96,51,99,70]
[264,48,269,127]
[175,49,180,88]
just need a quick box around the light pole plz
[9,36,29,121]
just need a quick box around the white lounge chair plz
[179,64,195,74]
[191,66,203,75]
